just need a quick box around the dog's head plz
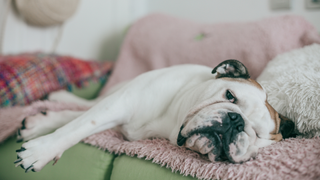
[177,60,295,163]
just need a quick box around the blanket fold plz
[0,101,89,142]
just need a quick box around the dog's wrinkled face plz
[177,60,295,163]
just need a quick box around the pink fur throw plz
[101,14,320,93]
[0,101,319,179]
[0,101,88,142]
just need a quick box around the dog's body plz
[15,60,294,172]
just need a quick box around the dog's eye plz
[226,90,236,103]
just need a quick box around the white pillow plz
[257,44,320,138]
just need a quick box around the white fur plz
[257,43,320,138]
[17,111,85,141]
[16,64,278,172]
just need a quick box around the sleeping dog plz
[14,60,295,172]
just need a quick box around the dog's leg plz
[15,95,127,172]
[48,80,129,105]
[48,90,102,106]
[17,110,85,142]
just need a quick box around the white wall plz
[0,0,147,60]
[56,0,147,61]
[147,0,320,30]
[0,0,319,61]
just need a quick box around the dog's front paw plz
[14,136,64,172]
[17,111,56,142]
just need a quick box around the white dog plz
[14,60,295,173]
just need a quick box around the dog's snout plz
[227,112,244,132]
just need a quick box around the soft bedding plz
[258,44,320,138]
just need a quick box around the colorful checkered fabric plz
[0,53,113,107]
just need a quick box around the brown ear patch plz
[279,114,296,139]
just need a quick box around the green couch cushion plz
[69,80,105,100]
[110,155,196,180]
[0,137,115,180]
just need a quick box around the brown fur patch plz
[247,79,263,90]
[220,78,263,90]
[269,133,283,141]
[266,103,280,132]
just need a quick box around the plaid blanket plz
[0,53,113,107]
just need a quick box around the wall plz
[0,0,147,60]
[0,0,319,61]
[147,0,320,30]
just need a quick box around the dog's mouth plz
[177,125,188,146]
[177,125,240,162]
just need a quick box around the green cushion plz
[69,80,105,100]
[0,137,115,180]
[110,155,196,180]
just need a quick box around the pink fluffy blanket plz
[1,101,320,180]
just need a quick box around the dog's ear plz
[211,59,250,79]
[279,114,297,139]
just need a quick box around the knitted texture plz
[0,53,113,107]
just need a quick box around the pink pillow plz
[101,14,320,94]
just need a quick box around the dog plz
[14,59,295,172]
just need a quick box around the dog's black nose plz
[227,112,244,132]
